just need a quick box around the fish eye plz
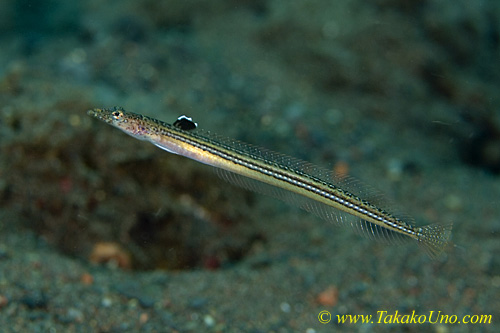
[112,111,122,119]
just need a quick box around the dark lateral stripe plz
[165,129,416,237]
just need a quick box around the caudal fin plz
[417,224,453,259]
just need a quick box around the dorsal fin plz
[173,115,197,131]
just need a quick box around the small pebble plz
[80,272,94,285]
[280,302,291,313]
[89,242,131,269]
[0,295,8,308]
[203,314,215,327]
[333,161,349,178]
[139,312,149,324]
[317,285,338,307]
[101,297,112,307]
[66,308,84,322]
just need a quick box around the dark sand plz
[0,1,498,332]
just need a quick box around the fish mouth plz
[87,108,114,124]
[87,108,103,118]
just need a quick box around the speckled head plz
[87,106,128,125]
[87,106,154,140]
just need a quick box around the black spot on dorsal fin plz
[173,115,197,131]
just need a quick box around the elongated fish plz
[88,106,452,258]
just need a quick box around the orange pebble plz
[89,242,131,269]
[0,295,8,308]
[317,285,338,307]
[333,161,349,178]
[80,272,94,285]
[139,313,149,324]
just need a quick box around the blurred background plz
[0,0,498,331]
